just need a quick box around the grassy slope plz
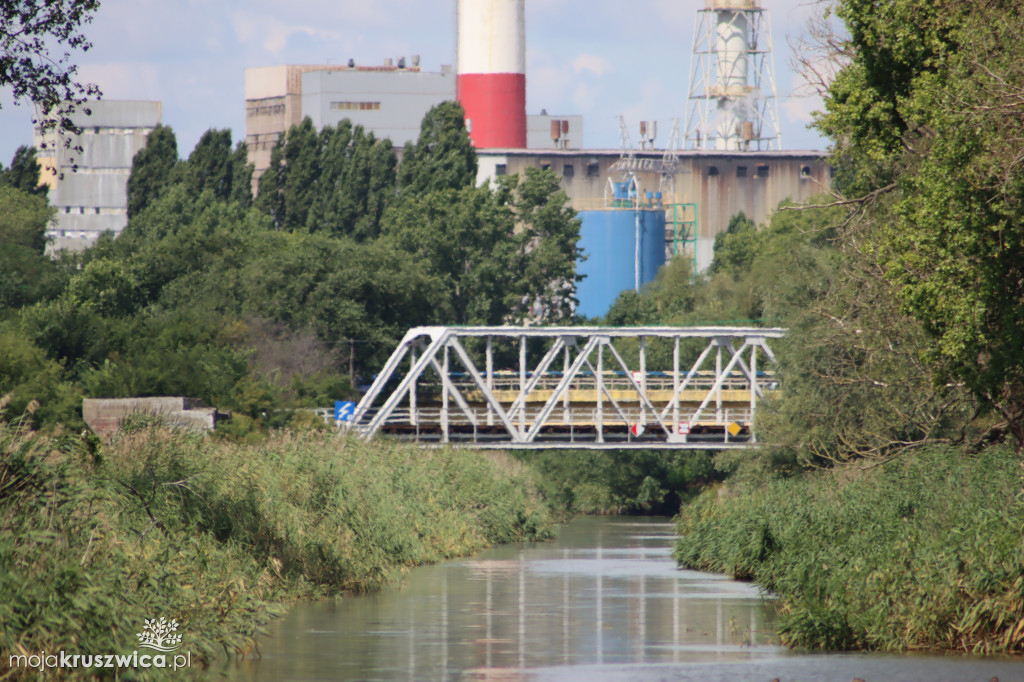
[0,420,552,674]
[674,445,1024,653]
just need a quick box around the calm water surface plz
[222,517,1023,681]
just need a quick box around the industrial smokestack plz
[456,0,527,149]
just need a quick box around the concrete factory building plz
[34,100,162,252]
[244,60,582,182]
[242,0,828,317]
[477,147,830,317]
[244,60,456,180]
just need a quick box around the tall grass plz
[674,445,1024,653]
[0,420,552,676]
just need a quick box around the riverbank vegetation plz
[675,446,1024,653]
[514,449,718,515]
[668,0,1024,654]
[0,415,551,675]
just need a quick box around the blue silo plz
[576,184,666,318]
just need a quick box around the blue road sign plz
[334,400,356,422]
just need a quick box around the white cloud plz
[77,63,163,101]
[230,13,341,57]
[572,54,611,77]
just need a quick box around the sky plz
[0,0,830,165]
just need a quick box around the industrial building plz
[244,60,583,183]
[456,0,824,316]
[244,61,455,181]
[478,146,829,316]
[34,100,161,252]
[241,0,825,317]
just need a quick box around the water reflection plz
[223,517,779,681]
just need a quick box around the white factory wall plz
[301,68,456,148]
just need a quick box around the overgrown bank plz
[0,418,552,676]
[674,445,1024,653]
[514,449,720,515]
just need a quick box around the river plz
[222,517,1022,681]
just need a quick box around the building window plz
[330,101,381,111]
[563,164,574,178]
[707,166,719,176]
[801,165,812,179]
[587,161,600,177]
[495,164,507,176]
[736,166,747,178]
[247,102,286,117]
[756,165,770,178]
[540,162,551,171]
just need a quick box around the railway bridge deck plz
[347,326,784,450]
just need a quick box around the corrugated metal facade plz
[577,207,667,318]
[35,100,161,252]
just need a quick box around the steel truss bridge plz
[348,326,784,450]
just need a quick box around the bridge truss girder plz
[349,326,784,450]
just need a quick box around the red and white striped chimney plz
[456,0,527,149]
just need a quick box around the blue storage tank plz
[576,208,666,318]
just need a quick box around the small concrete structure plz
[83,397,226,439]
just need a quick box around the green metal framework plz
[668,202,698,274]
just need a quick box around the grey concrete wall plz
[36,100,161,251]
[302,68,456,148]
[83,397,224,440]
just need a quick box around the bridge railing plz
[420,370,777,396]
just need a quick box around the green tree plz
[0,185,58,311]
[396,101,477,195]
[229,141,253,208]
[126,124,179,219]
[816,0,1024,446]
[181,129,234,201]
[383,168,580,326]
[0,327,82,428]
[0,146,47,195]
[255,118,319,230]
[382,185,511,324]
[497,167,582,323]
[306,121,397,240]
[709,212,758,275]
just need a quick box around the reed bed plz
[674,445,1024,653]
[0,419,552,676]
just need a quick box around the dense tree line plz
[814,0,1024,448]
[0,102,581,431]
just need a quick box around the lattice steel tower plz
[684,0,781,151]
